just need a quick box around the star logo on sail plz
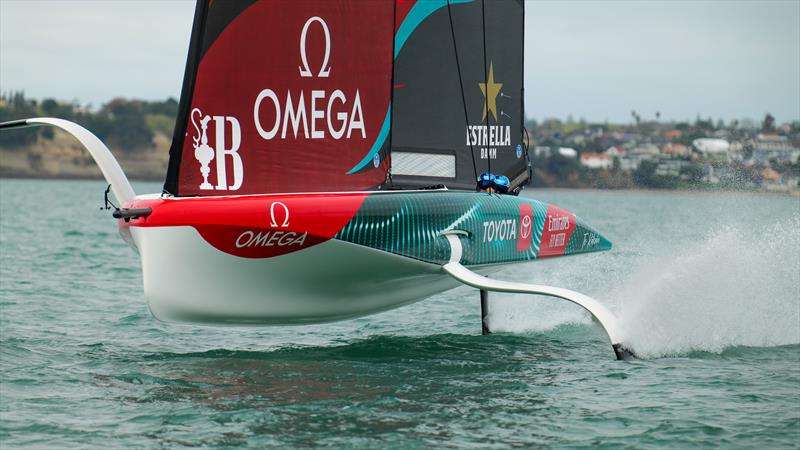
[479,62,503,122]
[466,61,511,160]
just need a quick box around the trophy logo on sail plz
[191,107,244,191]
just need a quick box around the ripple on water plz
[1,181,798,448]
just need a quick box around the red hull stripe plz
[125,193,367,258]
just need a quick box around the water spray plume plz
[486,209,799,359]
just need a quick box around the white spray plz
[486,213,800,358]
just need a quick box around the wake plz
[487,215,800,358]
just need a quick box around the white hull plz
[132,226,470,324]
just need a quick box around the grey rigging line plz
[481,0,490,176]
[447,0,479,184]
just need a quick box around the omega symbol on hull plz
[269,201,290,228]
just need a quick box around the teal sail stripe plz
[345,106,391,174]
[346,0,474,175]
[394,0,474,59]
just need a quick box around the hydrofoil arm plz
[441,232,635,360]
[0,118,134,204]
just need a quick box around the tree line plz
[0,92,178,151]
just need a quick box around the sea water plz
[1,179,798,448]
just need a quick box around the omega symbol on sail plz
[191,107,244,191]
[253,16,366,142]
[298,17,331,78]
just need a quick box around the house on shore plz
[661,143,690,158]
[580,152,612,170]
[692,138,730,161]
[604,146,625,158]
[752,133,800,164]
[533,146,578,159]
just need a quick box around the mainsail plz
[164,0,527,197]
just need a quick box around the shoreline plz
[0,173,163,183]
[2,175,797,197]
[528,186,800,198]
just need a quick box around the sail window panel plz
[392,152,456,178]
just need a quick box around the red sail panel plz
[173,0,394,196]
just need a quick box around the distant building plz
[580,153,612,170]
[761,167,798,192]
[752,134,800,164]
[692,138,730,160]
[662,130,682,141]
[607,131,623,141]
[558,147,578,159]
[728,141,746,161]
[533,146,578,159]
[619,156,643,171]
[661,143,690,157]
[655,159,689,177]
[533,146,551,158]
[760,166,781,182]
[713,129,731,139]
[604,146,625,157]
[630,143,660,157]
[567,134,586,145]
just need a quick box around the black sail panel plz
[390,0,527,192]
[483,0,527,190]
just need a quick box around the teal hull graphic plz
[335,191,611,266]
